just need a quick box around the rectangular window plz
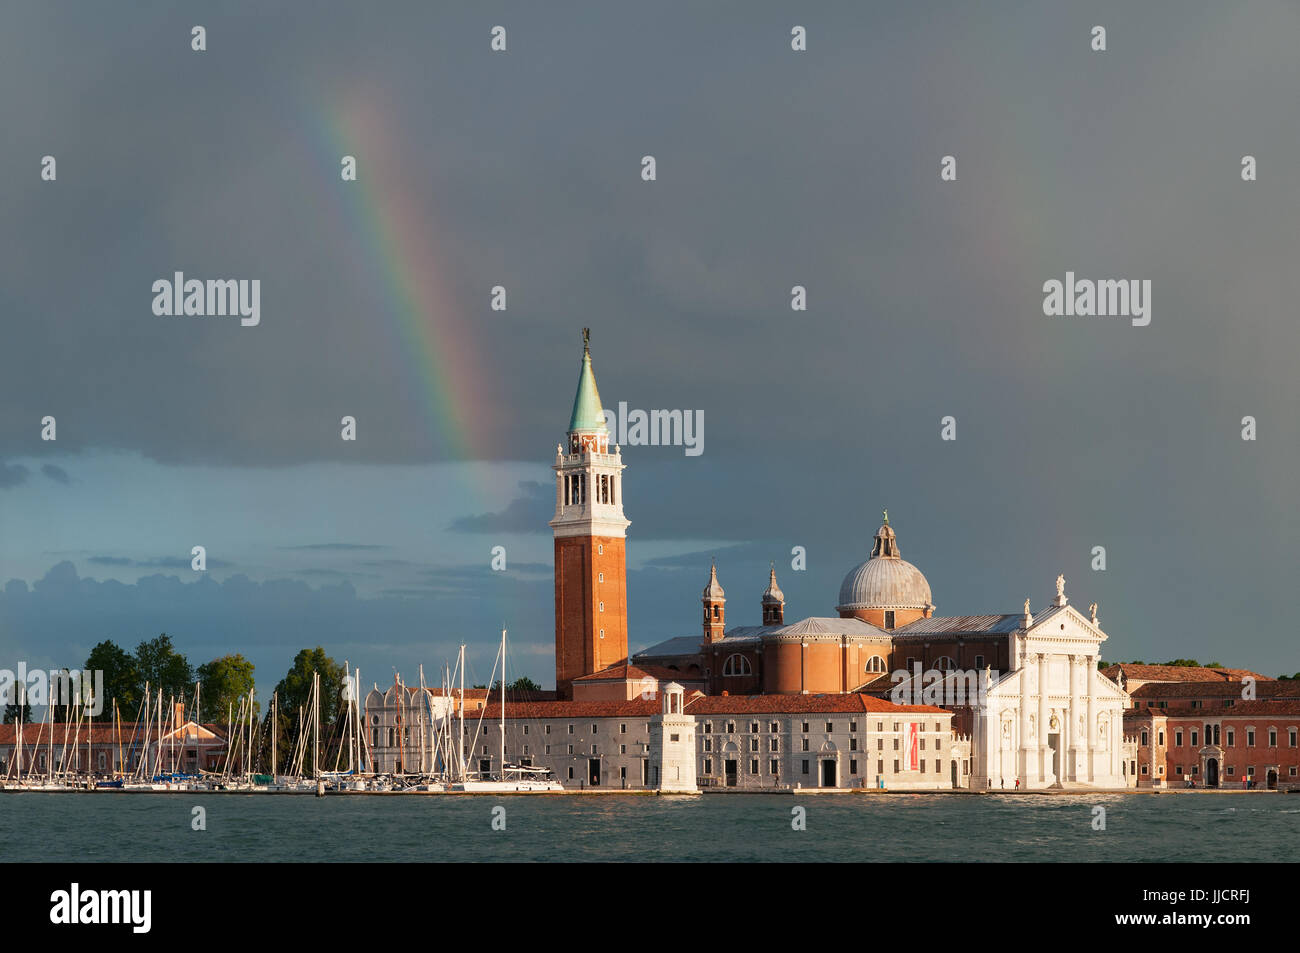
[893,759,899,773]
[801,722,809,733]
[825,722,833,733]
[750,759,758,774]
[850,738,858,752]
[877,759,884,774]
[771,738,780,752]
[750,722,759,733]
[850,720,858,733]
[704,759,712,775]
[1158,731,1165,746]
[1291,729,1298,748]
[1227,730,1235,747]
[801,738,809,752]
[1269,729,1277,747]
[770,722,779,733]
[1141,731,1148,746]
[567,767,574,780]
[770,759,779,774]
[1190,731,1197,746]
[877,738,883,751]
[1248,730,1256,746]
[750,738,759,752]
[620,724,627,734]
[1176,731,1183,747]
[974,655,984,669]
[850,759,858,775]
[801,760,809,775]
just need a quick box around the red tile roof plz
[687,694,947,715]
[0,723,227,745]
[472,693,948,720]
[1102,664,1269,684]
[1130,680,1300,700]
[572,663,700,683]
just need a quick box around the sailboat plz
[449,629,563,793]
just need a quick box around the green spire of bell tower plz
[568,328,609,433]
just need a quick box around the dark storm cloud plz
[40,464,71,484]
[85,555,235,570]
[448,481,549,534]
[0,2,1296,674]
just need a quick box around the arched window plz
[723,654,752,677]
[865,655,886,673]
[934,656,955,671]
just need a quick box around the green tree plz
[85,639,141,718]
[273,648,345,730]
[134,634,194,705]
[257,648,345,774]
[196,654,256,724]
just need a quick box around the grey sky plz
[1,2,1297,696]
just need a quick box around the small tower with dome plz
[761,563,785,625]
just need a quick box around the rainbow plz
[313,89,494,463]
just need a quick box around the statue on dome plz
[1055,574,1066,598]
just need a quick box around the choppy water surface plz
[2,792,1296,862]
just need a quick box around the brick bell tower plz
[551,330,630,699]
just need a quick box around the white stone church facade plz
[971,579,1129,790]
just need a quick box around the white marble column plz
[1086,658,1097,782]
[1020,662,1034,785]
[1037,653,1049,783]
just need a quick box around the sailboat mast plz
[500,628,506,779]
[312,671,320,780]
[15,685,22,784]
[193,682,201,776]
[458,645,465,780]
[271,691,278,779]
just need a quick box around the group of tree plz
[1113,659,1223,668]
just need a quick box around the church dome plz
[836,513,933,612]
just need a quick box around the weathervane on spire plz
[583,327,590,353]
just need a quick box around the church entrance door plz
[1206,758,1219,788]
[820,760,837,788]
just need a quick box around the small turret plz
[761,562,785,625]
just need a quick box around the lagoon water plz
[2,792,1296,862]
